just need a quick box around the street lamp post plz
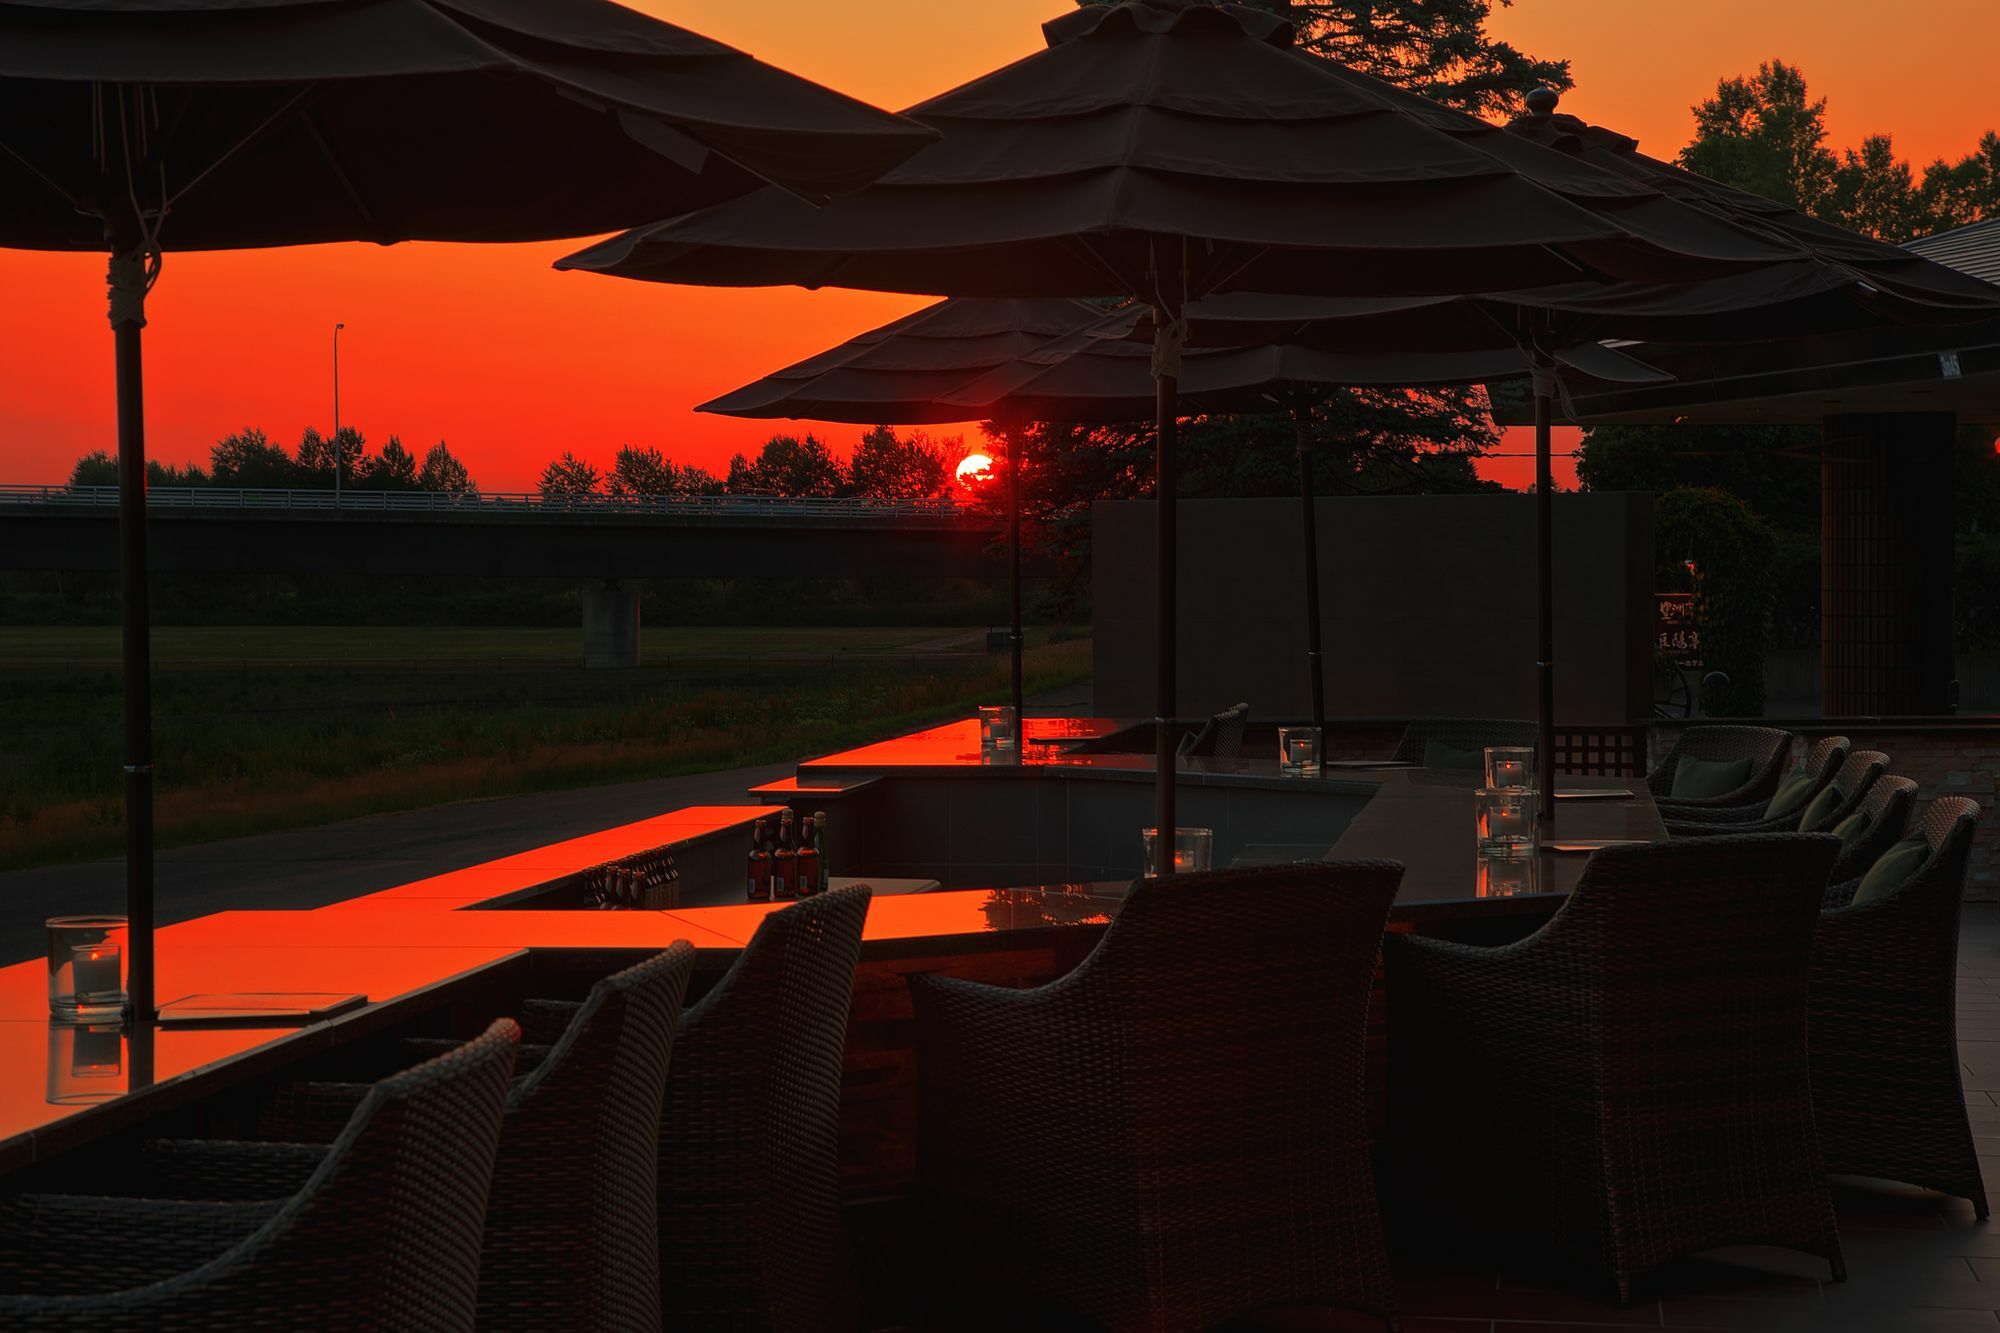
[332,322,345,508]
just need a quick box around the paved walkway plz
[0,760,792,965]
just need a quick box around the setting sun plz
[954,453,994,487]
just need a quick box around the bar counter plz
[0,715,1664,1179]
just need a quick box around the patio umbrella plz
[938,302,1668,734]
[561,0,1812,873]
[0,0,932,1028]
[1107,234,2000,817]
[700,297,1111,726]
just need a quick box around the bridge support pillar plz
[583,579,641,669]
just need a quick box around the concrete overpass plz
[0,486,1043,666]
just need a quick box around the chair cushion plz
[1851,836,1931,905]
[1763,769,1816,821]
[1796,783,1846,832]
[1669,754,1753,799]
[1423,740,1483,772]
[1830,809,1872,851]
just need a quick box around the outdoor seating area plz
[0,717,1991,1329]
[5,0,2000,1328]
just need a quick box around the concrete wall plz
[1092,494,1654,725]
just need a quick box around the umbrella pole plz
[109,243,155,1032]
[1007,422,1025,730]
[1533,354,1556,829]
[1294,407,1326,732]
[1152,306,1179,876]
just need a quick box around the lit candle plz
[71,945,121,1001]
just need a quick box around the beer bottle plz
[796,814,822,897]
[747,819,773,902]
[812,811,830,894]
[774,810,800,900]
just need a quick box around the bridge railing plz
[0,485,966,520]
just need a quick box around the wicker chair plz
[1179,702,1249,759]
[1813,797,1986,1217]
[88,949,697,1332]
[1826,774,1918,887]
[1647,724,1793,810]
[1663,734,1850,829]
[912,863,1404,1333]
[1386,836,1845,1306]
[1390,716,1536,768]
[1667,747,1882,838]
[0,1019,519,1332]
[644,884,871,1333]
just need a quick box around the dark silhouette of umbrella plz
[700,297,1111,729]
[0,0,931,1028]
[705,293,1666,745]
[563,0,1817,876]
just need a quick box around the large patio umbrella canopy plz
[0,0,932,1030]
[560,0,1820,876]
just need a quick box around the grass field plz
[0,627,1091,871]
[0,624,999,665]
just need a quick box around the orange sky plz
[3,0,1996,493]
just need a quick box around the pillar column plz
[582,579,641,669]
[1821,412,1956,716]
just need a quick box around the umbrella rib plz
[0,135,88,214]
[300,108,380,231]
[162,84,319,215]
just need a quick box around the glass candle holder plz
[978,704,1018,752]
[1277,726,1321,775]
[45,1021,126,1106]
[1141,826,1214,878]
[47,915,127,1023]
[1484,745,1536,793]
[1474,852,1540,899]
[1474,788,1536,855]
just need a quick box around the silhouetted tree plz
[607,444,714,497]
[416,441,478,495]
[725,434,844,496]
[1576,424,1820,533]
[67,451,118,487]
[848,425,953,498]
[1921,132,2000,230]
[210,428,301,488]
[538,451,601,497]
[356,434,419,490]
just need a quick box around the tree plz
[295,426,335,479]
[67,451,117,487]
[416,441,478,495]
[1656,487,1777,717]
[1680,60,1838,215]
[607,444,713,497]
[538,451,601,497]
[1680,60,1998,242]
[848,425,952,498]
[1079,0,1571,117]
[356,434,419,490]
[724,434,845,496]
[210,428,301,488]
[1575,423,1820,534]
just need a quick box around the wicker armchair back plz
[1813,796,1986,1216]
[657,885,870,1332]
[1646,724,1793,808]
[1827,773,1917,884]
[0,1019,519,1332]
[913,863,1404,1332]
[479,945,695,1333]
[1388,835,1844,1304]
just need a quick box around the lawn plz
[0,624,995,665]
[0,631,1091,871]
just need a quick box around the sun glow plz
[955,453,995,487]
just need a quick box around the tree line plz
[68,427,476,495]
[535,425,962,500]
